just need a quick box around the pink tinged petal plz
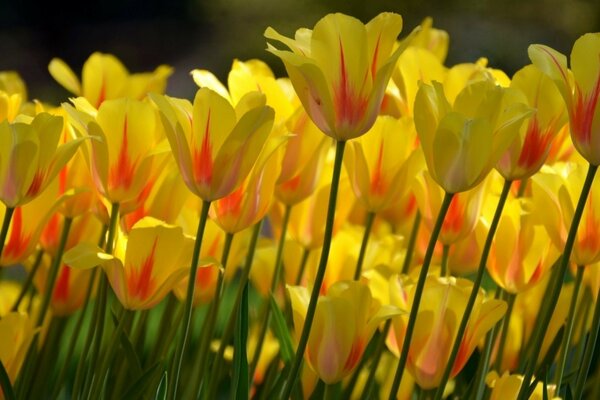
[370,139,386,195]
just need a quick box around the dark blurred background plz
[1,0,599,103]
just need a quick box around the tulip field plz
[1,11,600,400]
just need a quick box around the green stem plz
[0,207,15,264]
[360,320,393,400]
[440,244,450,277]
[279,140,346,399]
[89,308,134,399]
[11,249,43,311]
[387,192,455,400]
[572,288,592,369]
[82,203,120,398]
[249,205,292,379]
[232,278,250,399]
[0,360,15,400]
[401,211,421,274]
[555,266,585,393]
[493,291,516,371]
[354,211,375,280]
[517,164,598,400]
[295,248,310,285]
[197,232,234,398]
[170,199,211,400]
[472,287,504,399]
[574,284,600,399]
[36,217,73,326]
[433,179,512,400]
[51,268,98,399]
[209,221,262,397]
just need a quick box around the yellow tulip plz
[529,33,600,165]
[64,217,193,310]
[447,220,487,275]
[402,17,449,63]
[0,72,27,99]
[65,97,164,205]
[0,312,34,384]
[413,170,487,246]
[392,47,446,117]
[288,280,400,384]
[211,136,286,234]
[345,116,417,212]
[49,52,172,108]
[414,79,532,193]
[487,196,559,293]
[496,65,568,180]
[265,12,409,140]
[387,275,506,389]
[532,162,600,266]
[151,87,274,201]
[486,371,559,400]
[0,113,83,207]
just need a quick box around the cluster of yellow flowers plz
[0,11,599,400]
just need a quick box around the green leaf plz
[232,282,249,400]
[155,371,168,400]
[269,294,295,363]
[119,362,163,400]
[111,309,143,378]
[0,360,15,400]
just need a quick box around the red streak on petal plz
[52,265,71,303]
[517,118,554,170]
[370,139,386,195]
[127,237,158,301]
[123,207,147,232]
[206,235,221,258]
[344,339,364,372]
[96,75,107,108]
[109,116,138,191]
[25,170,44,198]
[218,184,244,217]
[195,264,217,288]
[579,193,600,254]
[58,166,68,195]
[193,110,213,185]
[404,194,417,217]
[41,213,60,250]
[370,34,381,79]
[572,64,600,145]
[334,39,369,129]
[280,175,301,192]
[443,196,463,234]
[3,207,31,260]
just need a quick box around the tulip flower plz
[0,113,84,208]
[487,196,558,293]
[265,12,410,140]
[486,371,559,400]
[387,275,506,389]
[402,17,449,63]
[529,33,600,165]
[288,280,400,384]
[151,88,274,201]
[496,65,568,180]
[413,170,487,246]
[64,217,193,310]
[345,116,417,212]
[532,163,600,266]
[0,72,27,99]
[49,52,172,108]
[414,79,532,193]
[0,312,34,383]
[211,135,287,234]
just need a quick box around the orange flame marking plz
[127,237,158,301]
[3,207,31,261]
[193,110,213,185]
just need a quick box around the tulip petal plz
[48,58,82,95]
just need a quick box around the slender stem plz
[209,221,262,393]
[517,164,598,400]
[472,287,504,399]
[401,211,421,274]
[149,294,178,364]
[11,249,44,311]
[170,199,211,400]
[354,211,375,280]
[279,140,346,399]
[440,244,450,277]
[493,291,516,371]
[555,266,585,392]
[572,288,593,369]
[433,179,512,400]
[0,360,15,400]
[360,320,393,400]
[574,285,600,399]
[82,203,120,398]
[386,192,454,400]
[232,278,250,399]
[36,217,73,326]
[51,268,98,399]
[295,248,310,285]
[0,207,15,264]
